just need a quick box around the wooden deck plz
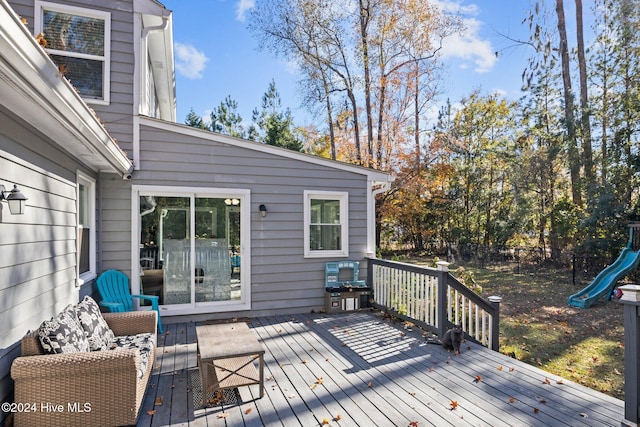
[137,311,624,426]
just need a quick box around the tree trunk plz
[359,0,374,167]
[555,0,582,207]
[575,0,594,193]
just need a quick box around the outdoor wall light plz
[259,204,267,217]
[0,184,28,215]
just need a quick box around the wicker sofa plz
[10,296,157,427]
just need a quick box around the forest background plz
[184,0,640,266]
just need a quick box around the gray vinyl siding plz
[0,107,97,416]
[9,0,136,154]
[99,122,373,318]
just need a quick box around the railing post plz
[620,299,640,427]
[488,296,502,352]
[436,261,449,338]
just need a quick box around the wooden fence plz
[367,258,501,351]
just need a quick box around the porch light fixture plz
[259,204,267,217]
[0,184,28,215]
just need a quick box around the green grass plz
[474,267,625,399]
[403,255,625,399]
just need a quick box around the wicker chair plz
[11,310,157,427]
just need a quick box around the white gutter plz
[0,0,133,175]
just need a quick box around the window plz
[304,191,349,258]
[35,1,110,103]
[77,173,96,282]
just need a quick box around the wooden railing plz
[367,258,501,351]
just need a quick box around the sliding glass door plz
[136,188,249,313]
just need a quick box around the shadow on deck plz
[138,311,623,427]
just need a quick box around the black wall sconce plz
[259,204,267,217]
[0,184,28,215]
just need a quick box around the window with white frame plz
[77,173,96,280]
[304,191,349,257]
[35,1,111,103]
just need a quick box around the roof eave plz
[0,0,133,175]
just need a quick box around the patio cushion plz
[37,306,90,354]
[75,295,115,351]
[110,333,155,379]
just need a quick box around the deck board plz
[137,311,624,426]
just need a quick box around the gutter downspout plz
[366,179,392,258]
[133,13,170,170]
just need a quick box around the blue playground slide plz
[568,247,640,308]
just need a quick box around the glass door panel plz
[193,197,240,302]
[140,196,192,305]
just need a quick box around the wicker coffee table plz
[195,322,265,401]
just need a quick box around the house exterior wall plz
[99,120,374,320]
[10,0,136,155]
[0,107,99,416]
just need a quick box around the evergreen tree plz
[210,96,246,138]
[252,80,303,151]
[184,108,208,129]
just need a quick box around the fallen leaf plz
[542,378,551,385]
[497,365,503,371]
[580,413,589,418]
[509,396,515,403]
[409,422,419,427]
[301,359,307,364]
[368,381,373,388]
[450,400,458,410]
[322,417,330,425]
[409,392,416,396]
[155,397,163,406]
[217,412,229,419]
[474,375,482,383]
[539,398,547,404]
[316,377,324,384]
[245,408,252,414]
[334,414,342,421]
[146,409,156,415]
[509,367,515,372]
[534,408,540,413]
[556,379,563,385]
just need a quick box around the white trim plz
[304,190,349,258]
[34,1,111,104]
[131,185,251,315]
[77,171,96,286]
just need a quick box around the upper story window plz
[304,190,349,258]
[35,1,111,104]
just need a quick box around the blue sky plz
[162,0,590,128]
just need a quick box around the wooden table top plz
[196,322,264,360]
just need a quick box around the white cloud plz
[236,0,255,22]
[174,42,209,79]
[436,1,497,73]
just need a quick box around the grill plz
[324,261,371,313]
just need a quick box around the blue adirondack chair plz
[96,270,163,333]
